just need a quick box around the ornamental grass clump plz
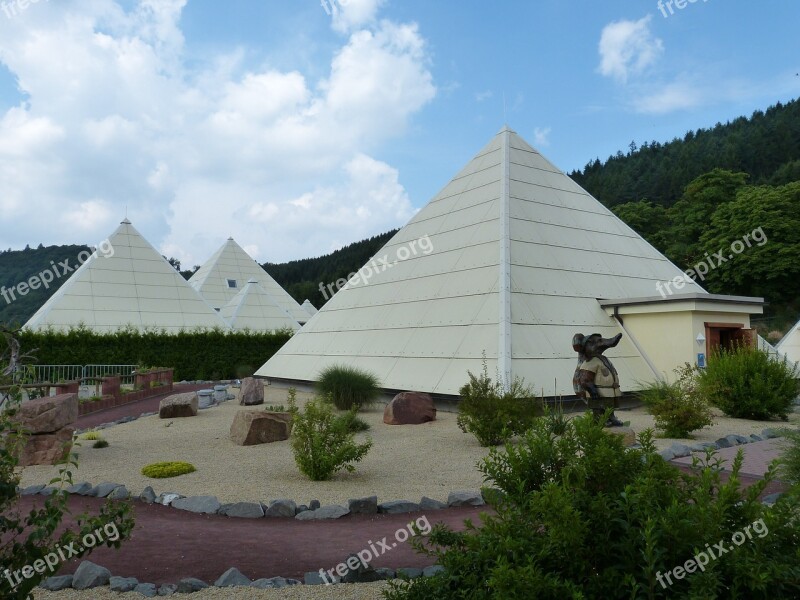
[316,365,381,410]
[141,461,196,479]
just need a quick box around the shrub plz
[385,415,800,600]
[457,363,537,446]
[638,364,714,437]
[780,427,800,487]
[290,399,372,481]
[1,327,134,599]
[697,345,799,420]
[141,461,196,478]
[338,411,371,433]
[93,439,109,449]
[264,404,287,412]
[81,430,103,440]
[316,364,380,410]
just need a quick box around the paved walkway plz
[15,495,485,585]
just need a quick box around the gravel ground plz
[19,387,490,505]
[33,582,392,599]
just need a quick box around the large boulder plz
[384,392,436,425]
[230,410,291,446]
[15,393,78,433]
[16,427,75,466]
[239,377,264,406]
[159,392,198,419]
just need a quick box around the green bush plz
[338,411,371,433]
[141,461,196,478]
[638,364,714,437]
[316,364,381,410]
[780,428,800,487]
[697,345,799,420]
[1,328,134,599]
[92,439,109,449]
[290,399,372,481]
[457,363,537,446]
[385,415,800,600]
[81,430,103,440]
[264,404,287,412]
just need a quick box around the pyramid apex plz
[121,218,131,224]
[497,124,516,135]
[228,237,234,241]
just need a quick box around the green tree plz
[611,200,670,251]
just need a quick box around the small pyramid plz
[220,278,300,332]
[257,126,708,396]
[301,299,318,316]
[189,238,308,323]
[25,220,228,333]
[776,320,800,365]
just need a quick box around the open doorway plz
[704,322,756,356]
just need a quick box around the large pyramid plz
[189,238,309,324]
[256,127,707,396]
[220,278,301,332]
[25,219,229,333]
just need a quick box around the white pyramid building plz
[25,219,229,333]
[189,238,309,324]
[220,278,301,332]
[301,299,318,317]
[257,126,712,396]
[776,319,800,365]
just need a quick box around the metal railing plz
[28,364,137,385]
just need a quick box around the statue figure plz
[572,332,624,427]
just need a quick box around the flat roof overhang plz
[598,293,765,316]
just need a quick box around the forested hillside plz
[262,230,398,309]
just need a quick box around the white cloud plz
[532,127,551,147]
[632,80,705,114]
[329,0,386,34]
[475,90,493,102]
[598,16,663,83]
[0,0,435,265]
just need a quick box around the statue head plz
[582,332,623,359]
[572,333,586,354]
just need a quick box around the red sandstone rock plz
[239,377,264,406]
[230,410,292,446]
[383,392,436,425]
[16,427,75,466]
[15,393,78,434]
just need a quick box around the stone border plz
[655,427,788,461]
[39,561,446,595]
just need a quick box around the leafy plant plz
[1,326,134,600]
[697,345,799,420]
[290,398,372,481]
[93,439,109,449]
[264,404,287,412]
[385,414,800,600]
[779,427,800,487]
[457,361,537,446]
[638,363,714,437]
[81,430,103,440]
[141,461,196,478]
[316,364,380,411]
[338,410,371,433]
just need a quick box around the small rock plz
[750,434,763,442]
[374,568,396,580]
[265,499,296,518]
[158,583,177,595]
[157,492,184,506]
[762,428,780,439]
[379,500,420,514]
[423,565,445,577]
[309,499,321,510]
[108,485,130,500]
[72,561,111,590]
[135,583,158,597]
[732,434,750,444]
[304,572,328,585]
[419,496,447,510]
[140,486,157,504]
[89,482,123,498]
[396,567,423,579]
[67,482,93,495]
[171,496,221,514]
[447,490,484,508]
[658,448,676,461]
[762,492,783,505]
[214,567,251,587]
[295,505,350,520]
[109,576,139,592]
[39,487,58,496]
[348,496,378,515]
[668,443,692,458]
[220,502,265,519]
[176,578,209,593]
[725,434,745,446]
[39,575,73,591]
[296,504,309,513]
[21,484,45,495]
[715,437,733,449]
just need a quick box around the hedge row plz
[17,327,293,381]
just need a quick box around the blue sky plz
[0,0,798,265]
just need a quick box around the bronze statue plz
[573,332,624,427]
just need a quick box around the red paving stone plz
[12,495,488,585]
[671,438,789,478]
